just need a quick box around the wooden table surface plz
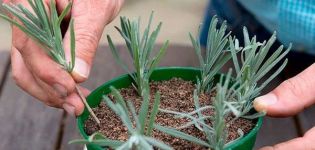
[0,45,314,150]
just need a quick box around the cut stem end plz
[75,85,100,125]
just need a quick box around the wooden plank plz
[0,51,9,75]
[0,71,64,150]
[60,44,199,149]
[297,106,315,134]
[0,51,10,92]
[254,117,299,149]
[60,115,82,150]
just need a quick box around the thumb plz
[63,0,123,82]
[253,64,315,117]
[259,127,315,150]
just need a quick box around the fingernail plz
[63,103,75,116]
[53,84,67,97]
[72,58,90,79]
[253,93,278,112]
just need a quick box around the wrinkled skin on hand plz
[5,0,124,116]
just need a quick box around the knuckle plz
[75,28,98,59]
[12,36,30,53]
[99,0,122,20]
[45,98,63,108]
[36,68,54,82]
[45,101,59,108]
[12,70,22,85]
[36,65,65,84]
[281,78,304,98]
[38,69,75,93]
[103,0,117,12]
[106,0,123,20]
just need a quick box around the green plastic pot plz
[77,67,263,150]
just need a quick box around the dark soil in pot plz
[84,78,254,149]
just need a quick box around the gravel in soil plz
[84,78,254,149]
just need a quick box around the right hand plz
[6,0,124,116]
[254,63,315,150]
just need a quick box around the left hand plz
[7,0,124,116]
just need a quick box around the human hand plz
[254,63,315,149]
[6,0,123,116]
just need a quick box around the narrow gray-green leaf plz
[154,124,210,147]
[147,92,161,136]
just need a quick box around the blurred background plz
[0,0,208,51]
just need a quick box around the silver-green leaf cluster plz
[0,0,76,72]
[228,28,291,118]
[1,0,101,124]
[108,13,169,96]
[156,16,290,149]
[191,16,231,94]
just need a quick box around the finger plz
[13,44,76,112]
[254,63,315,117]
[259,127,315,150]
[63,0,124,82]
[11,46,48,103]
[12,27,76,98]
[32,74,66,108]
[32,73,90,115]
[13,43,68,108]
[64,86,90,116]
